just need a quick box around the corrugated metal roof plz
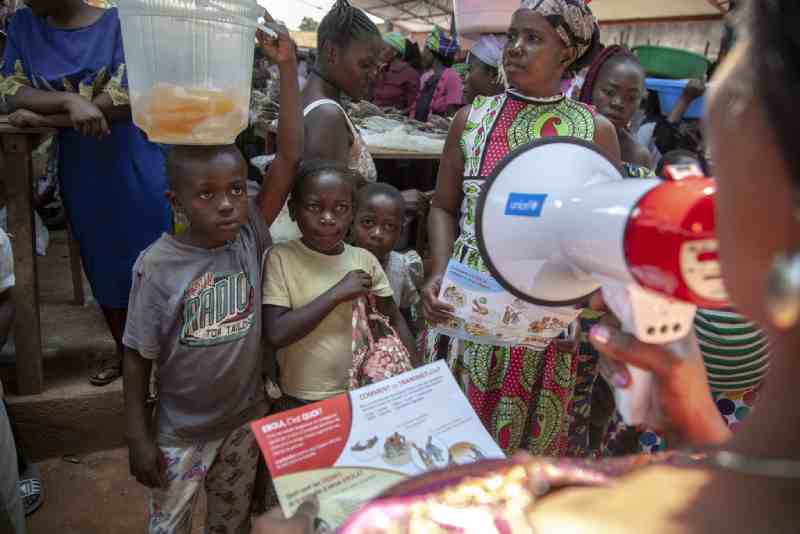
[352,0,452,34]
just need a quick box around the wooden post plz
[2,132,43,395]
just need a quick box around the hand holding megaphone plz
[476,138,730,428]
[585,293,731,445]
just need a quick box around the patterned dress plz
[425,91,597,457]
[622,162,655,178]
[340,452,689,533]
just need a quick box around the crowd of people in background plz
[0,0,790,532]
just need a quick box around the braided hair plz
[578,44,643,104]
[317,0,380,52]
[291,159,357,203]
[750,0,800,186]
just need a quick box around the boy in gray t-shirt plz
[122,142,295,533]
[123,29,302,533]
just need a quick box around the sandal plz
[89,357,122,386]
[19,464,44,517]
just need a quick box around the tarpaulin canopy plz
[352,0,728,34]
[353,0,452,34]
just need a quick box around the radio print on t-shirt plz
[180,270,254,347]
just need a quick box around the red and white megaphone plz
[476,138,729,426]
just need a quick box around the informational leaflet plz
[251,361,505,530]
[436,260,581,350]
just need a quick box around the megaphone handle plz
[613,336,694,428]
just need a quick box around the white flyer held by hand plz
[251,361,506,529]
[436,260,581,350]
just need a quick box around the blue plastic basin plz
[645,78,705,119]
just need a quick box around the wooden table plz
[368,146,442,161]
[254,121,443,161]
[0,117,56,395]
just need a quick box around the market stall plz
[347,100,447,159]
[249,96,448,161]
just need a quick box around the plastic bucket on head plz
[119,0,263,145]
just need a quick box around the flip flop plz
[89,358,122,386]
[19,464,44,517]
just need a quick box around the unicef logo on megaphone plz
[504,193,548,218]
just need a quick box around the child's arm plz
[256,27,303,226]
[376,297,420,367]
[123,347,167,489]
[265,270,371,349]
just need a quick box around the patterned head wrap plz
[520,0,596,62]
[382,32,406,55]
[425,26,459,59]
[469,34,508,69]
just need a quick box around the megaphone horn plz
[475,137,729,425]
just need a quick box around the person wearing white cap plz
[464,34,507,105]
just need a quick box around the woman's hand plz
[257,23,296,68]
[587,293,731,446]
[8,109,49,129]
[421,272,455,325]
[252,499,318,534]
[64,94,109,139]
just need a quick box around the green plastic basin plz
[633,45,710,80]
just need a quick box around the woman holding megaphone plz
[255,2,800,531]
[420,0,620,458]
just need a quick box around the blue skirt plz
[58,122,171,308]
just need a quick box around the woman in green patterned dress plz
[420,0,621,457]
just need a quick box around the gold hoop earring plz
[766,205,800,330]
[766,252,800,330]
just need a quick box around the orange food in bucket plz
[133,83,246,144]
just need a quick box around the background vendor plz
[410,27,463,121]
[463,34,507,105]
[372,32,420,114]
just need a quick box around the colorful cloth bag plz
[348,295,413,390]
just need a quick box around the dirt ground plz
[26,448,206,534]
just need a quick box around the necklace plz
[507,89,565,104]
[705,450,800,479]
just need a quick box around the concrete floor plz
[27,448,206,534]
